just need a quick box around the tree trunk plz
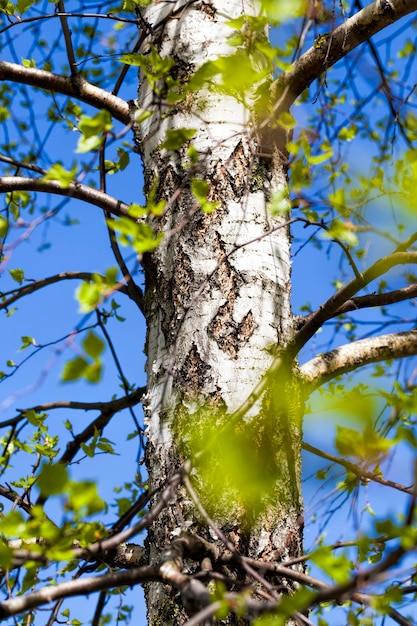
[135,1,303,622]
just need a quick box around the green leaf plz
[133,223,163,253]
[107,218,163,253]
[16,0,34,14]
[0,510,26,537]
[161,128,196,151]
[19,335,36,351]
[76,110,113,153]
[82,331,105,359]
[259,0,305,21]
[37,463,69,496]
[339,125,357,142]
[188,60,219,91]
[21,566,39,593]
[118,53,142,66]
[85,361,102,383]
[24,410,45,426]
[398,38,416,59]
[67,481,104,515]
[119,48,175,92]
[191,179,220,214]
[0,216,9,238]
[321,219,359,247]
[43,162,77,189]
[335,422,393,463]
[328,188,346,213]
[269,189,291,215]
[8,268,24,284]
[311,546,352,584]
[21,57,36,68]
[105,267,118,285]
[0,542,14,569]
[61,356,89,382]
[117,147,130,170]
[0,1,15,16]
[308,149,333,165]
[0,105,10,122]
[75,281,103,313]
[277,111,297,130]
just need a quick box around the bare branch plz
[58,388,145,466]
[71,472,182,560]
[291,251,417,356]
[302,441,415,495]
[57,1,78,76]
[0,176,131,217]
[0,566,160,619]
[0,12,139,35]
[299,283,417,323]
[0,61,130,124]
[0,271,129,310]
[0,388,145,429]
[0,153,46,175]
[275,0,417,112]
[300,330,417,393]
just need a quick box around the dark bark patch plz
[208,300,238,358]
[208,234,255,357]
[238,310,256,343]
[207,142,253,205]
[172,248,193,314]
[209,306,256,358]
[200,1,216,20]
[179,343,212,395]
[227,141,249,197]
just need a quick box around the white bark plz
[139,0,291,460]
[135,1,301,623]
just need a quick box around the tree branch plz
[0,271,129,310]
[299,283,417,325]
[0,388,145,429]
[0,566,160,619]
[57,0,78,76]
[0,176,131,217]
[0,61,130,124]
[300,330,417,393]
[58,388,145,466]
[302,441,415,495]
[291,251,417,356]
[275,0,417,112]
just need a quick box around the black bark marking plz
[208,235,256,357]
[179,343,212,395]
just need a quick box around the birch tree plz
[0,0,416,625]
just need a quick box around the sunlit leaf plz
[76,110,113,153]
[8,268,24,284]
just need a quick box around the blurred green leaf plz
[82,331,105,360]
[161,128,196,151]
[37,463,69,497]
[43,162,77,188]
